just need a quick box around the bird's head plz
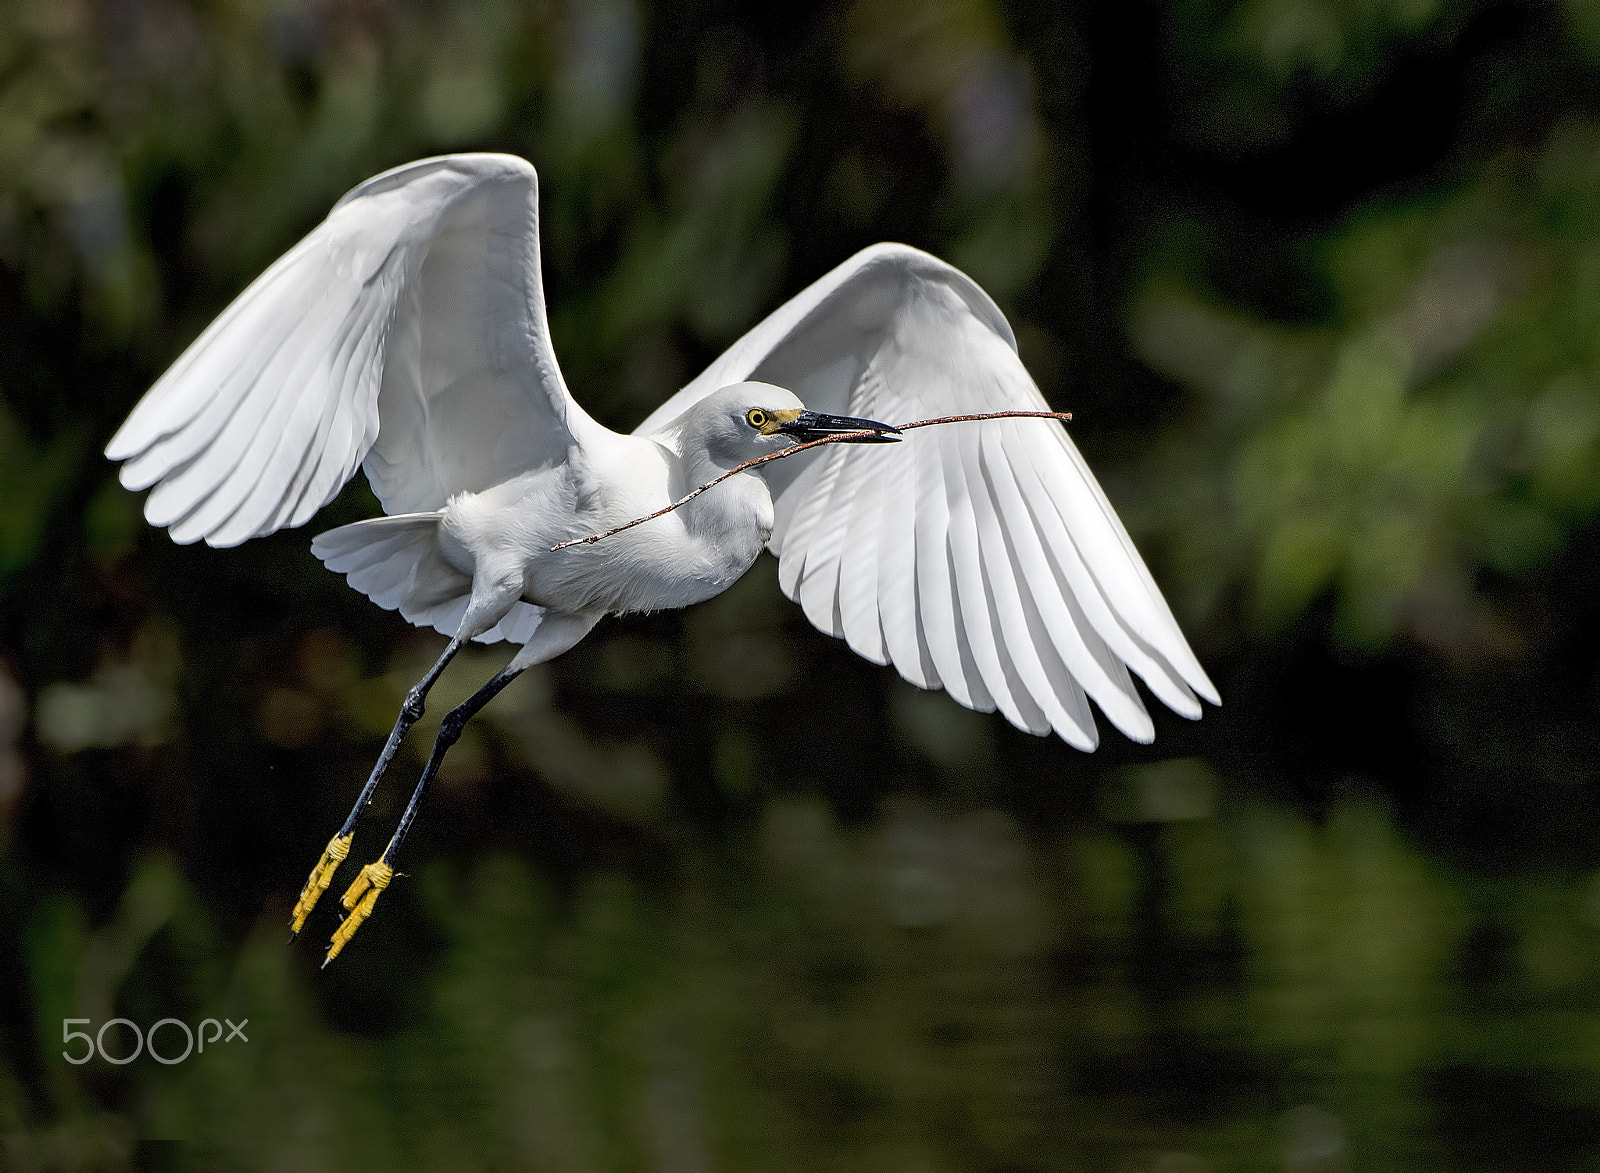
[685,382,900,468]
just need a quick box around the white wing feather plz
[642,243,1217,744]
[106,153,599,548]
[108,152,1212,723]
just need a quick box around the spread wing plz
[639,244,1217,748]
[106,153,603,548]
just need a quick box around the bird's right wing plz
[642,244,1216,749]
[106,153,603,548]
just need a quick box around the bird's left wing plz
[639,243,1216,749]
[106,153,601,547]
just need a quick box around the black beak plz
[778,410,902,443]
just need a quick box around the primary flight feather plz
[105,152,1217,960]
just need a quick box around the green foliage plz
[1133,124,1600,651]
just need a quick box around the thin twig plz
[550,410,1073,552]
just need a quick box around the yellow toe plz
[325,860,395,962]
[289,833,353,935]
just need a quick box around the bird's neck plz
[670,443,776,558]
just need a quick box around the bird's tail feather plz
[310,513,544,645]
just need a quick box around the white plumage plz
[106,151,1217,752]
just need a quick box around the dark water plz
[10,563,1600,1170]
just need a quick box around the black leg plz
[386,662,524,864]
[317,610,601,963]
[289,634,466,936]
[341,634,466,838]
[323,661,527,964]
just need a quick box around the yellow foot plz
[289,833,353,936]
[324,860,395,964]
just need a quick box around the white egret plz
[104,153,1217,960]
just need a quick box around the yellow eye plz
[746,408,767,429]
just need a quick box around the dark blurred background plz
[3,0,1600,1168]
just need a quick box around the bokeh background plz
[3,0,1600,1168]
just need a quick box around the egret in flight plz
[105,154,1217,960]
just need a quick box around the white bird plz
[104,153,1217,959]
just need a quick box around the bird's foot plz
[324,859,394,965]
[289,833,353,937]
